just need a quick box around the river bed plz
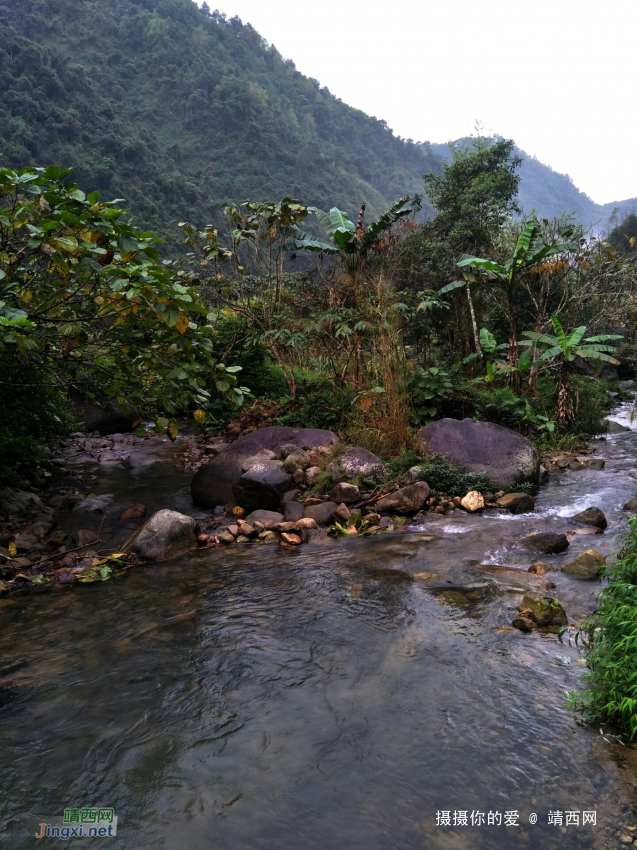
[3,410,637,848]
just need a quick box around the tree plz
[423,137,521,353]
[521,317,621,425]
[455,221,578,390]
[0,166,247,436]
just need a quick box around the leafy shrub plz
[473,386,526,428]
[570,517,637,738]
[408,365,454,423]
[414,453,494,496]
[276,375,353,432]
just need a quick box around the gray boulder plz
[232,461,292,512]
[419,417,540,488]
[572,506,607,529]
[283,500,304,522]
[522,532,570,554]
[191,426,337,508]
[303,501,338,525]
[125,509,199,562]
[375,482,430,515]
[329,447,387,484]
[495,493,536,514]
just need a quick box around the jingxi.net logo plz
[35,808,118,839]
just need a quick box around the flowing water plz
[3,410,637,849]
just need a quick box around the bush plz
[414,453,495,496]
[531,375,609,440]
[570,517,637,738]
[473,386,526,428]
[276,374,354,432]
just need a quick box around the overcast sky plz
[203,0,637,204]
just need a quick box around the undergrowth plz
[568,516,637,738]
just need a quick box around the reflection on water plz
[3,412,637,848]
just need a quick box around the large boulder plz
[376,482,430,515]
[329,447,387,484]
[71,394,140,436]
[232,461,292,512]
[124,509,199,562]
[419,418,540,488]
[191,426,337,508]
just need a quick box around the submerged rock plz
[606,419,630,433]
[419,418,540,488]
[495,492,536,514]
[521,532,569,554]
[624,498,637,513]
[518,591,567,626]
[572,506,607,529]
[125,509,199,561]
[562,549,605,580]
[375,482,430,515]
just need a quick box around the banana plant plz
[285,196,419,274]
[521,316,622,425]
[448,221,578,388]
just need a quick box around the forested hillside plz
[0,0,443,248]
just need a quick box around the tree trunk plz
[556,362,574,426]
[466,284,481,355]
[506,283,519,392]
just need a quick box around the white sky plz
[202,0,637,204]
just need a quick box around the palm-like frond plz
[361,196,415,246]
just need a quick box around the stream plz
[3,407,637,848]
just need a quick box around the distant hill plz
[0,0,441,250]
[430,140,637,232]
[0,0,634,248]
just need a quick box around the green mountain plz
[431,141,637,232]
[1,0,634,245]
[0,0,441,249]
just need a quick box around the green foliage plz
[276,375,354,431]
[424,137,521,255]
[414,454,494,496]
[473,386,526,428]
[0,166,248,439]
[408,365,453,422]
[571,517,637,739]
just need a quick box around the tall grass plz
[571,516,637,738]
